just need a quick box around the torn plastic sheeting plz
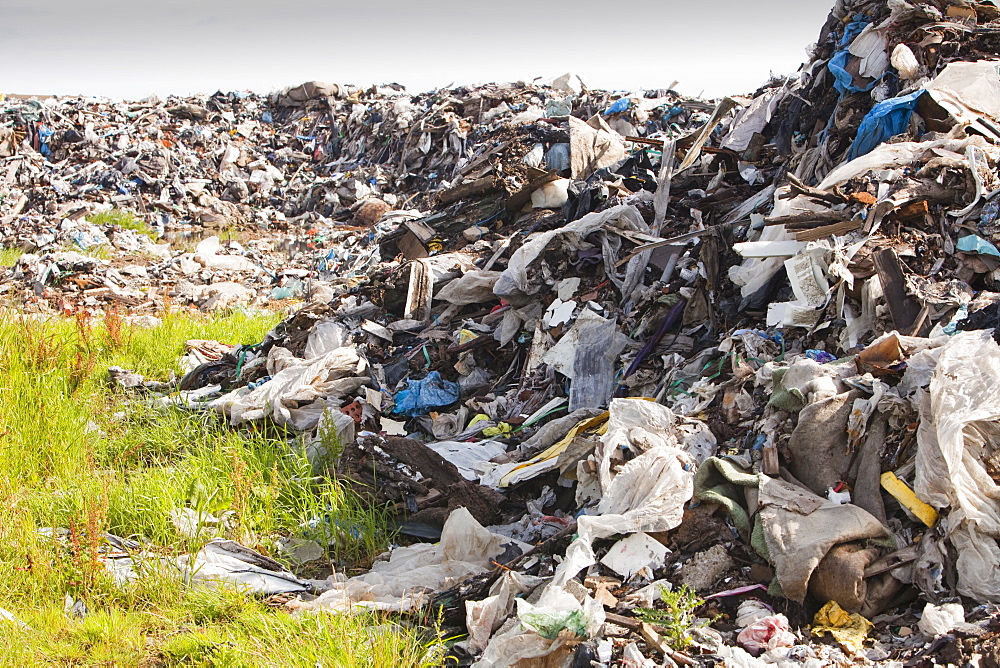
[303,320,348,359]
[178,539,312,595]
[728,188,818,300]
[568,114,626,181]
[299,507,508,612]
[721,87,787,153]
[310,409,358,465]
[472,626,566,668]
[465,571,544,654]
[766,249,831,329]
[474,579,604,666]
[925,60,1000,138]
[576,445,694,561]
[423,439,508,481]
[913,330,1000,601]
[817,136,984,191]
[594,398,716,496]
[568,310,619,411]
[847,23,889,79]
[170,507,232,539]
[950,144,994,217]
[223,347,368,429]
[516,587,604,640]
[493,204,644,303]
[392,371,460,417]
[480,411,609,489]
[847,90,925,161]
[541,308,621,379]
[434,270,503,305]
[549,399,706,591]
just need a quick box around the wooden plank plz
[437,176,498,205]
[792,219,861,241]
[873,248,923,335]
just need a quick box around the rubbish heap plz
[0,78,707,315]
[12,0,1000,664]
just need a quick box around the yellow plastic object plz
[498,412,610,488]
[811,601,872,654]
[483,422,512,437]
[468,413,491,429]
[880,471,938,527]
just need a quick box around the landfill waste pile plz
[10,0,1000,664]
[0,76,707,316]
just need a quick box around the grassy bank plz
[0,309,439,666]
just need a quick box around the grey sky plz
[1,0,834,99]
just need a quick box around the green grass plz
[0,247,23,267]
[86,208,156,237]
[0,310,436,666]
[55,242,114,260]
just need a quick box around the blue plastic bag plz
[38,124,54,157]
[847,90,925,160]
[392,371,460,417]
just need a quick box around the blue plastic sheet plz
[847,90,925,160]
[38,124,54,157]
[805,349,837,364]
[665,105,685,119]
[69,228,105,250]
[829,15,876,95]
[603,98,631,115]
[392,371,460,417]
[957,234,1000,258]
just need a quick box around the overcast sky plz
[1,0,835,100]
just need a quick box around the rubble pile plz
[12,0,1000,664]
[0,78,706,313]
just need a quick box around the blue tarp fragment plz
[847,90,925,160]
[392,371,460,417]
[603,98,631,115]
[829,15,877,94]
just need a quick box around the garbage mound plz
[0,78,706,314]
[11,0,1000,664]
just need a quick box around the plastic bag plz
[918,602,965,637]
[392,371,461,417]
